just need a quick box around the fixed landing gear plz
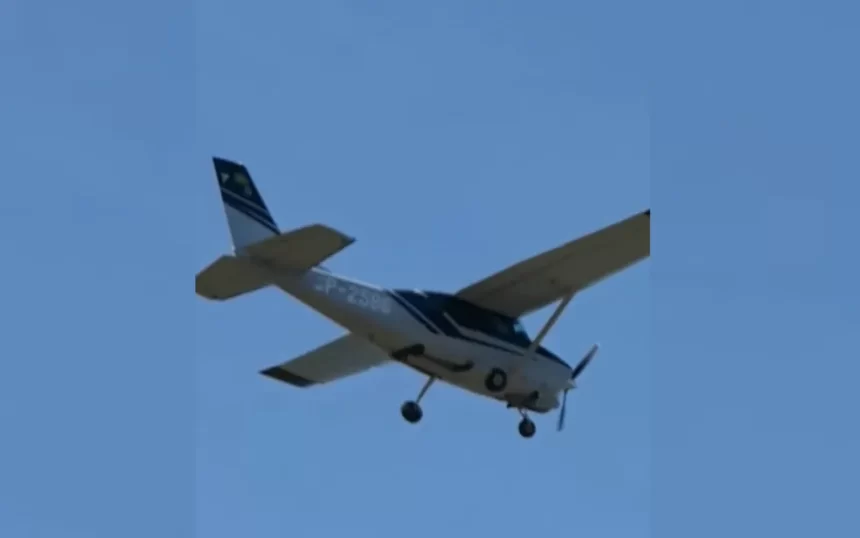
[399,371,537,439]
[516,407,537,439]
[401,401,423,423]
[506,391,540,439]
[518,417,537,439]
[400,375,436,425]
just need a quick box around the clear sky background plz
[1,1,857,537]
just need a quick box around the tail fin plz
[198,156,358,302]
[213,157,279,253]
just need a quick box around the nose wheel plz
[517,412,537,439]
[506,391,540,438]
[514,404,537,438]
[400,401,423,423]
[518,417,537,438]
[400,375,436,425]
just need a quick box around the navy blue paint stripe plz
[223,196,280,235]
[398,293,460,335]
[407,293,569,366]
[389,290,570,368]
[454,331,519,355]
[222,189,277,227]
[390,291,440,333]
[387,292,439,334]
[221,188,278,228]
[398,293,519,356]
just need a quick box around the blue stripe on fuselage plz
[388,291,439,335]
[389,290,571,369]
[393,291,520,356]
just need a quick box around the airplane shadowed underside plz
[196,157,650,438]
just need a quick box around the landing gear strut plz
[511,392,539,439]
[401,375,436,424]
[517,408,537,439]
[505,290,577,439]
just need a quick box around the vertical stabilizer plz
[213,157,279,253]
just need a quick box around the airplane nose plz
[536,387,561,410]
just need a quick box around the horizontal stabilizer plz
[196,256,269,301]
[196,224,355,302]
[261,334,390,388]
[244,223,355,271]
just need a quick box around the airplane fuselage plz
[266,267,573,413]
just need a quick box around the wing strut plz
[510,291,575,379]
[527,291,575,354]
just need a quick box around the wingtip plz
[260,367,316,388]
[306,224,357,248]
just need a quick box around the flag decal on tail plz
[220,170,255,197]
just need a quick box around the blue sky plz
[651,2,859,535]
[2,1,857,537]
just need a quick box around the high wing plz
[260,334,391,388]
[456,209,650,318]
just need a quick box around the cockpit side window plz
[512,320,529,338]
[394,290,569,367]
[437,294,531,347]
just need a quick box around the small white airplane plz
[197,157,650,438]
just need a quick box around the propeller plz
[557,344,600,432]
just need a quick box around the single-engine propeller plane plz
[196,157,650,438]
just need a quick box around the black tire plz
[400,401,423,424]
[484,368,508,393]
[518,418,536,439]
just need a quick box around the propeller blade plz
[558,345,599,433]
[571,344,600,381]
[557,389,569,432]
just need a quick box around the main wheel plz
[518,418,536,439]
[400,401,423,424]
[484,368,508,393]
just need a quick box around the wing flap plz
[457,210,650,317]
[260,334,390,388]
